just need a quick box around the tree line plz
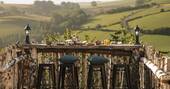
[31,1,88,32]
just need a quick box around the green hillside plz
[142,34,170,51]
[80,0,135,9]
[79,3,170,53]
[129,12,170,30]
[1,1,170,53]
[83,11,131,29]
[0,15,51,38]
[0,3,51,38]
[151,0,170,3]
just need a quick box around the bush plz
[96,24,102,29]
[160,8,165,12]
[91,1,97,7]
[107,4,152,14]
[142,27,170,35]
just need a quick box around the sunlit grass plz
[0,15,51,22]
[80,0,135,9]
[151,0,170,3]
[83,11,131,28]
[142,34,170,52]
[129,12,170,30]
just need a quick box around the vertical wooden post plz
[107,54,112,89]
[132,49,140,89]
[139,62,144,89]
[144,65,152,89]
[31,47,38,89]
[32,47,38,62]
[82,53,87,89]
[162,57,170,89]
[6,46,13,89]
[12,46,18,89]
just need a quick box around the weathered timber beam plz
[141,57,170,85]
[0,55,26,73]
[23,44,141,50]
[22,44,141,56]
[140,57,166,78]
[141,57,170,84]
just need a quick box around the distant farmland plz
[0,0,170,54]
[80,2,170,53]
[0,15,51,38]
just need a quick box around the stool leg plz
[74,65,79,89]
[87,65,93,89]
[112,65,117,89]
[58,65,65,89]
[101,65,107,89]
[52,65,56,89]
[61,65,66,89]
[52,65,57,89]
[71,65,76,89]
[58,65,62,89]
[125,65,131,89]
[37,65,43,89]
[49,65,56,89]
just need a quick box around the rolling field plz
[0,3,51,39]
[80,3,170,54]
[83,11,131,28]
[83,4,170,30]
[129,4,170,30]
[80,0,135,9]
[0,1,170,54]
[0,15,51,38]
[151,0,170,3]
[142,34,170,52]
[129,12,170,30]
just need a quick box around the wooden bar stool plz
[37,64,56,89]
[87,55,108,89]
[112,64,131,89]
[58,55,79,89]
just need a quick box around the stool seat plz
[88,55,108,65]
[58,55,79,89]
[60,55,77,64]
[87,56,108,89]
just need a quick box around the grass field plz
[142,34,170,52]
[83,11,131,28]
[1,1,170,54]
[0,4,31,9]
[80,0,135,9]
[0,15,51,38]
[151,0,170,3]
[0,3,51,38]
[129,4,170,30]
[80,2,170,54]
[83,4,170,30]
[129,12,170,30]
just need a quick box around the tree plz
[0,1,4,4]
[0,38,3,47]
[63,28,72,40]
[135,0,144,6]
[32,0,56,15]
[51,13,63,24]
[91,1,97,7]
[160,8,165,12]
[110,30,135,44]
[85,35,90,42]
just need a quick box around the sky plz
[4,0,118,4]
